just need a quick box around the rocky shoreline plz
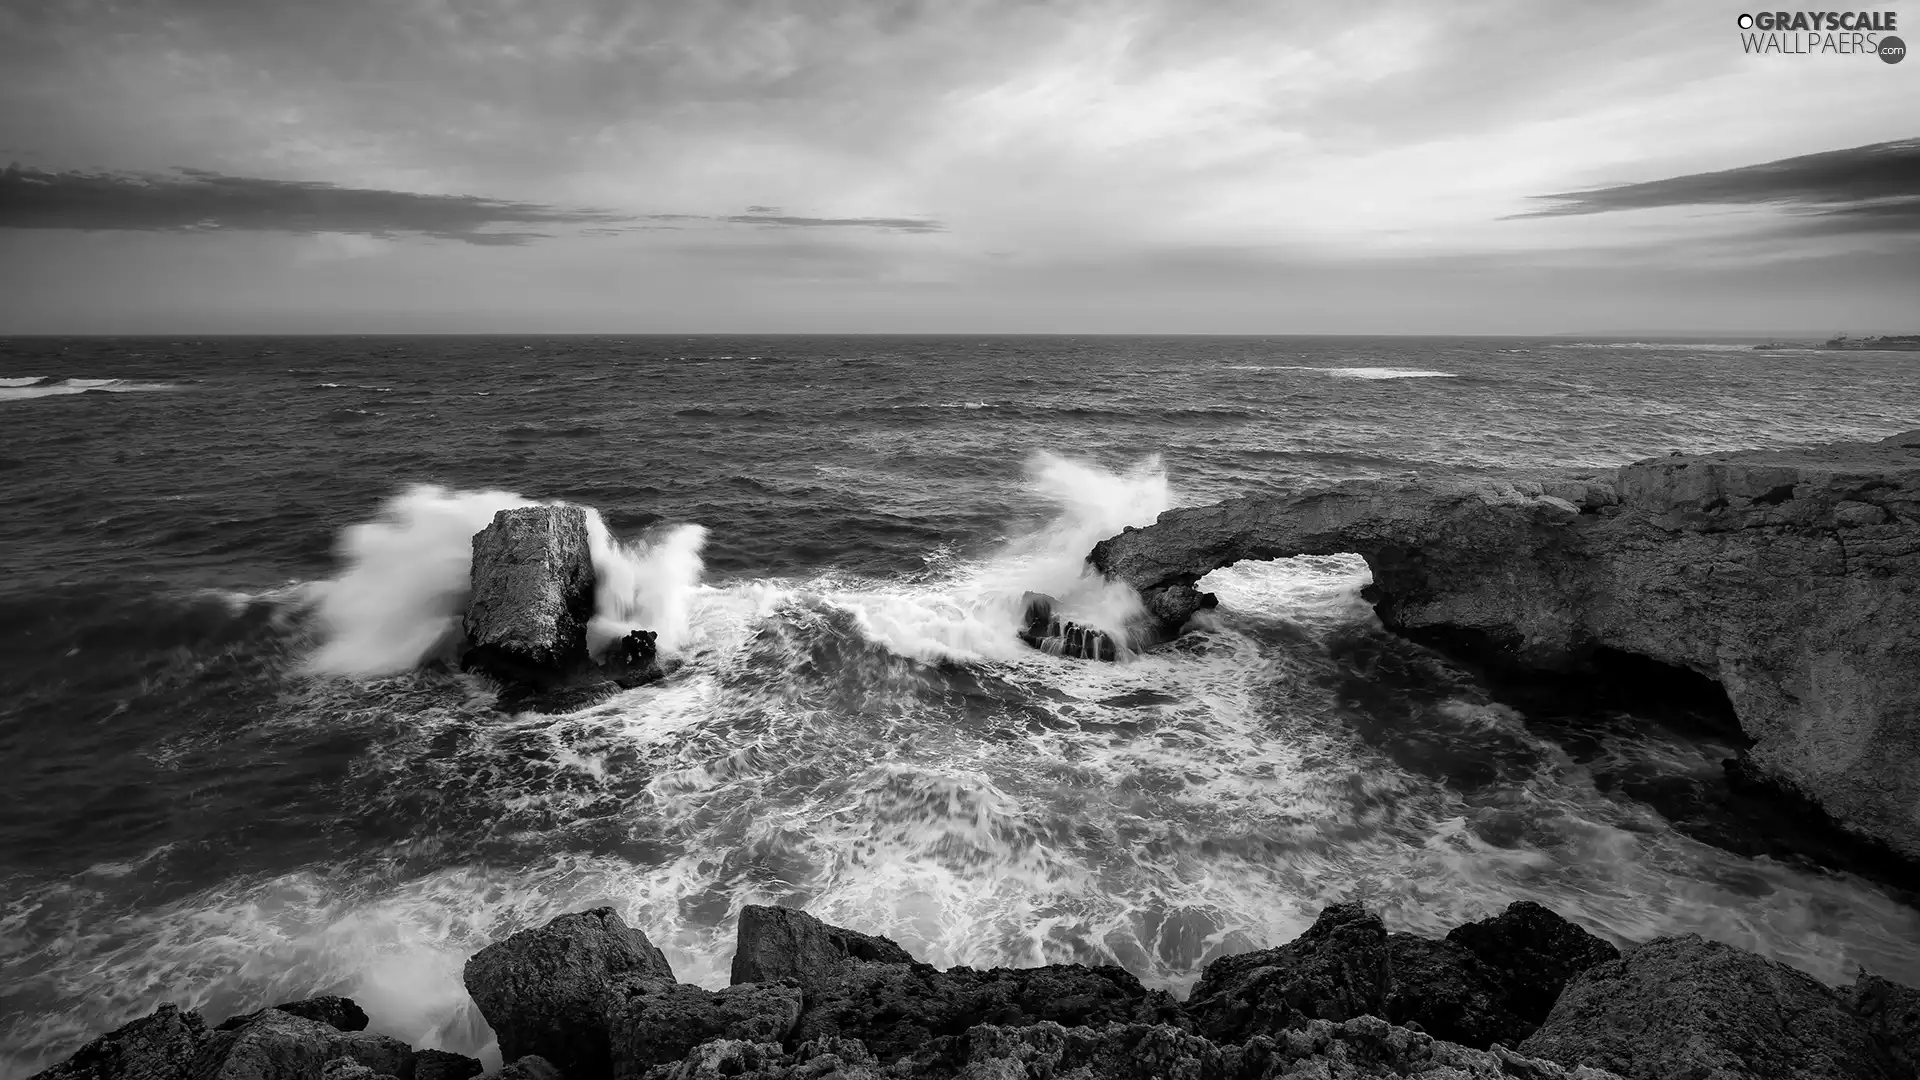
[32,901,1920,1080]
[1088,429,1920,863]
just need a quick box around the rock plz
[463,908,675,1080]
[412,1050,484,1080]
[194,1008,415,1080]
[1382,933,1532,1050]
[1088,431,1920,859]
[1519,934,1904,1080]
[1444,900,1619,1025]
[1845,972,1920,1076]
[728,905,915,986]
[1183,902,1391,1043]
[601,629,664,688]
[492,1058,562,1080]
[635,1040,883,1080]
[957,1022,1225,1079]
[605,978,802,1076]
[321,1060,396,1080]
[25,1002,208,1080]
[217,997,371,1034]
[462,505,597,689]
[789,961,1182,1064]
[1015,592,1120,661]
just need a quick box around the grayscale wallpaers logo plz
[1735,10,1904,59]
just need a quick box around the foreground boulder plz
[1185,902,1391,1043]
[27,1003,207,1080]
[1089,430,1920,859]
[462,907,675,1080]
[1444,900,1620,1025]
[1520,934,1906,1080]
[605,979,802,1075]
[461,505,597,690]
[728,905,915,986]
[217,997,370,1034]
[790,961,1183,1063]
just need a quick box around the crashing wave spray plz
[832,453,1174,663]
[585,519,709,657]
[306,485,707,677]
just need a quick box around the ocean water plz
[2,335,1918,1075]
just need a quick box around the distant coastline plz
[1752,334,1920,351]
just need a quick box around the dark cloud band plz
[1515,137,1920,234]
[0,166,945,244]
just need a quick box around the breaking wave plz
[0,377,180,400]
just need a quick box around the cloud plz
[1516,138,1920,235]
[0,165,627,245]
[723,213,944,233]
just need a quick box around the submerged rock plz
[462,505,597,690]
[728,905,915,986]
[1519,934,1906,1080]
[1185,902,1392,1043]
[463,907,675,1080]
[1089,430,1920,860]
[602,629,665,688]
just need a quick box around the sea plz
[3,335,1918,1076]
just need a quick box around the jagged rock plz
[462,505,597,689]
[1444,900,1619,1025]
[463,908,675,1080]
[492,1058,562,1080]
[790,961,1183,1063]
[1382,934,1532,1050]
[728,905,915,986]
[412,1050,484,1080]
[601,629,665,688]
[193,1009,414,1080]
[1089,430,1920,859]
[321,1059,396,1080]
[1184,903,1391,1043]
[25,1002,208,1080]
[636,1039,883,1080]
[218,997,371,1034]
[1015,592,1119,661]
[1519,934,1905,1079]
[605,978,802,1076]
[1846,972,1920,1076]
[958,1022,1225,1078]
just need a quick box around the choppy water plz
[2,335,1918,1077]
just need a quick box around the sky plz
[0,0,1914,334]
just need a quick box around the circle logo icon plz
[1882,35,1907,63]
[1737,13,1754,29]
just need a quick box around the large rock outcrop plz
[461,504,597,686]
[1088,430,1920,859]
[462,907,676,1080]
[1520,934,1908,1080]
[728,905,915,986]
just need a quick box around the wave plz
[303,485,708,677]
[1226,366,1459,380]
[0,378,180,401]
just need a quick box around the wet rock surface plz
[1089,429,1920,861]
[1520,934,1907,1080]
[461,504,598,692]
[462,907,675,1080]
[1015,592,1120,661]
[33,902,1920,1080]
[728,905,915,987]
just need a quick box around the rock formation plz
[462,505,597,688]
[1088,429,1920,860]
[1015,592,1121,661]
[458,506,671,711]
[33,900,1920,1080]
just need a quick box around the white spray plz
[305,485,707,677]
